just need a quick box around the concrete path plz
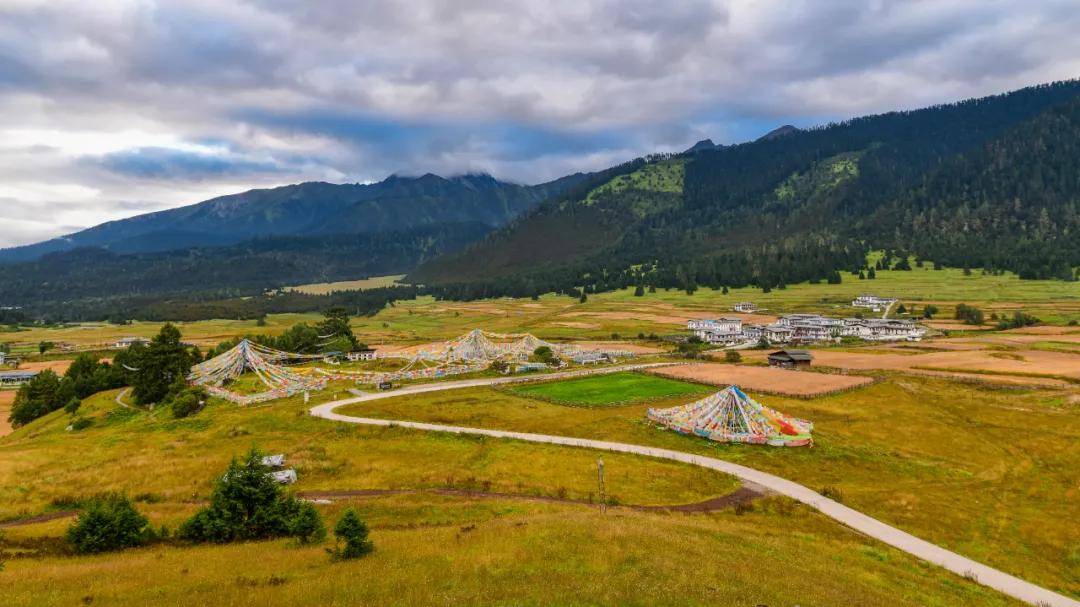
[310,369,1077,607]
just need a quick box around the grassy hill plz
[0,379,1044,605]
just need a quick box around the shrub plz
[290,502,327,544]
[820,486,844,503]
[179,448,322,544]
[66,494,152,554]
[167,387,207,419]
[532,346,558,365]
[724,351,742,363]
[954,303,984,325]
[64,397,81,415]
[71,417,93,431]
[997,311,1040,330]
[331,508,373,560]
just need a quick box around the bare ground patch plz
[648,363,873,397]
[0,390,14,437]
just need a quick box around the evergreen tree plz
[332,508,373,560]
[130,324,194,406]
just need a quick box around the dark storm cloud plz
[0,0,1078,247]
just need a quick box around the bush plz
[532,346,558,365]
[290,502,327,544]
[954,303,985,325]
[997,311,1040,330]
[70,417,93,431]
[331,508,372,560]
[66,494,152,554]
[64,397,81,416]
[724,350,742,363]
[179,448,322,544]
[166,386,207,419]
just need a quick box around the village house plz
[764,325,794,343]
[112,336,150,350]
[733,302,757,313]
[852,295,898,311]
[841,318,924,341]
[767,349,813,369]
[345,347,377,362]
[687,317,744,345]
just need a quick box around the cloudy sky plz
[1,0,1078,247]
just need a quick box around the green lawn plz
[508,372,710,407]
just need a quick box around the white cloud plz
[0,0,1077,247]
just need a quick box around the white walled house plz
[852,295,898,311]
[733,302,757,313]
[687,318,744,345]
[112,337,150,350]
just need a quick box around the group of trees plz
[65,449,373,560]
[8,307,369,428]
[7,353,126,427]
[205,308,366,360]
[955,304,986,326]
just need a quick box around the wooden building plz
[767,349,813,369]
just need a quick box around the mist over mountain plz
[0,172,585,263]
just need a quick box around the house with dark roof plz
[767,349,813,369]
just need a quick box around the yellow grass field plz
[283,274,406,295]
[0,384,1034,606]
[2,266,1079,604]
[0,390,14,437]
[337,374,1080,598]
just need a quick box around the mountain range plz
[411,80,1080,296]
[2,80,1079,320]
[0,172,584,263]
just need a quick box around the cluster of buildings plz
[688,313,923,346]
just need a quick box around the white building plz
[847,319,925,341]
[346,348,377,361]
[112,337,150,350]
[852,295,898,311]
[764,325,794,343]
[687,317,744,345]
[733,302,757,313]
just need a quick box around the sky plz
[1,0,1078,248]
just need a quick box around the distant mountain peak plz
[757,125,800,141]
[685,138,720,154]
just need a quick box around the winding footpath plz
[310,367,1078,607]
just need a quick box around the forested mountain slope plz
[411,81,1080,297]
[0,222,488,316]
[0,172,585,262]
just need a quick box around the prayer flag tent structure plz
[647,385,813,447]
[188,339,327,405]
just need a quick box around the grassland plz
[584,158,684,205]
[507,372,710,407]
[283,274,406,295]
[338,373,1080,598]
[3,266,1077,353]
[0,383,1027,606]
[2,266,1078,604]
